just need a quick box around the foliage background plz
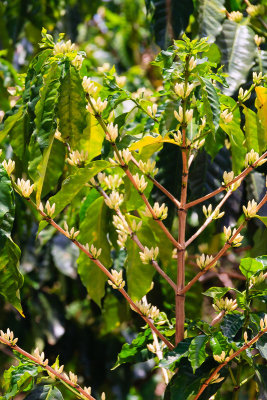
[0,0,266,399]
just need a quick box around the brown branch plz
[210,311,225,326]
[96,186,177,291]
[185,190,232,247]
[24,198,174,350]
[193,326,267,400]
[0,336,95,400]
[186,151,267,209]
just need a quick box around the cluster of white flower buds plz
[188,56,197,71]
[210,373,225,384]
[174,82,194,98]
[38,200,56,218]
[53,40,75,55]
[132,87,156,101]
[115,75,126,88]
[108,269,125,289]
[243,199,258,218]
[0,329,18,346]
[147,341,158,354]
[104,191,124,210]
[223,226,243,247]
[253,72,263,85]
[174,106,193,124]
[103,174,123,190]
[203,204,225,220]
[33,347,49,366]
[69,371,78,385]
[84,243,102,259]
[72,54,84,70]
[228,11,243,22]
[131,300,160,319]
[260,315,267,331]
[147,104,158,118]
[106,123,118,142]
[63,221,80,240]
[213,297,237,313]
[238,87,251,102]
[249,272,267,288]
[132,173,148,193]
[222,171,241,191]
[47,363,64,379]
[17,178,34,198]
[67,150,88,167]
[139,159,158,177]
[98,63,110,73]
[2,159,15,176]
[82,77,98,95]
[139,246,159,264]
[213,349,234,363]
[113,215,142,248]
[245,149,266,168]
[196,254,216,270]
[86,98,108,114]
[109,148,132,165]
[144,202,168,220]
[247,4,264,17]
[220,109,233,124]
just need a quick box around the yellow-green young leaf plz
[0,166,23,315]
[243,105,265,153]
[0,106,24,143]
[129,135,164,153]
[38,160,110,233]
[255,215,267,227]
[255,86,267,142]
[81,113,105,161]
[34,63,62,151]
[101,293,129,335]
[3,360,41,396]
[57,65,87,149]
[77,197,111,307]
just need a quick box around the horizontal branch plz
[185,190,232,247]
[0,336,95,400]
[186,151,267,209]
[193,325,267,400]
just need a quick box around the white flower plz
[67,150,88,166]
[53,40,76,55]
[2,159,15,176]
[113,215,129,235]
[106,123,118,142]
[0,328,18,346]
[86,97,108,114]
[188,56,197,71]
[228,11,243,22]
[244,331,248,343]
[131,219,142,232]
[247,5,264,17]
[82,77,98,95]
[213,351,226,363]
[17,178,34,198]
[145,202,168,220]
[98,63,110,73]
[185,109,193,123]
[72,54,84,70]
[213,297,237,313]
[223,226,232,241]
[115,75,126,88]
[223,226,243,247]
[117,232,128,248]
[85,243,102,259]
[131,300,160,319]
[33,347,48,366]
[259,315,267,330]
[63,221,79,240]
[139,159,158,176]
[253,72,263,85]
[249,272,267,288]
[220,109,233,123]
[174,106,183,123]
[243,199,258,218]
[45,201,56,217]
[69,371,78,385]
[104,174,123,190]
[147,104,158,118]
[222,171,241,191]
[196,254,216,269]
[203,204,224,220]
[110,148,132,165]
[101,392,106,400]
[139,246,159,264]
[108,269,125,289]
[174,82,194,98]
[104,191,124,210]
[173,130,182,145]
[132,173,147,193]
[238,87,251,102]
[47,363,64,379]
[210,373,225,384]
[83,387,92,396]
[245,149,267,167]
[147,342,157,353]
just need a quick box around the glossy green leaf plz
[77,197,111,307]
[112,328,153,370]
[218,20,256,95]
[146,219,173,268]
[57,65,87,149]
[198,0,225,41]
[159,339,192,371]
[255,215,267,227]
[35,132,54,205]
[200,77,220,134]
[209,331,229,355]
[255,86,267,142]
[221,314,244,341]
[24,385,64,400]
[34,63,61,150]
[239,257,264,279]
[0,106,24,143]
[256,334,267,360]
[203,287,231,300]
[188,334,209,372]
[243,105,265,153]
[38,160,110,233]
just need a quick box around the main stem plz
[175,138,188,345]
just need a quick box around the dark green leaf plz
[24,385,64,400]
[256,334,267,360]
[198,0,225,41]
[188,334,209,372]
[221,314,244,340]
[159,339,192,370]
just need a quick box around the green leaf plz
[35,132,55,205]
[256,334,267,360]
[209,331,229,355]
[34,63,61,150]
[159,339,192,371]
[24,385,64,400]
[203,287,231,300]
[239,257,264,279]
[200,77,220,134]
[0,106,24,143]
[221,314,244,341]
[242,105,265,153]
[188,334,209,372]
[255,215,267,227]
[77,197,111,307]
[38,160,110,233]
[57,65,87,149]
[218,20,256,95]
[112,328,153,370]
[0,166,23,314]
[198,0,225,41]
[146,219,173,268]
[2,360,41,399]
